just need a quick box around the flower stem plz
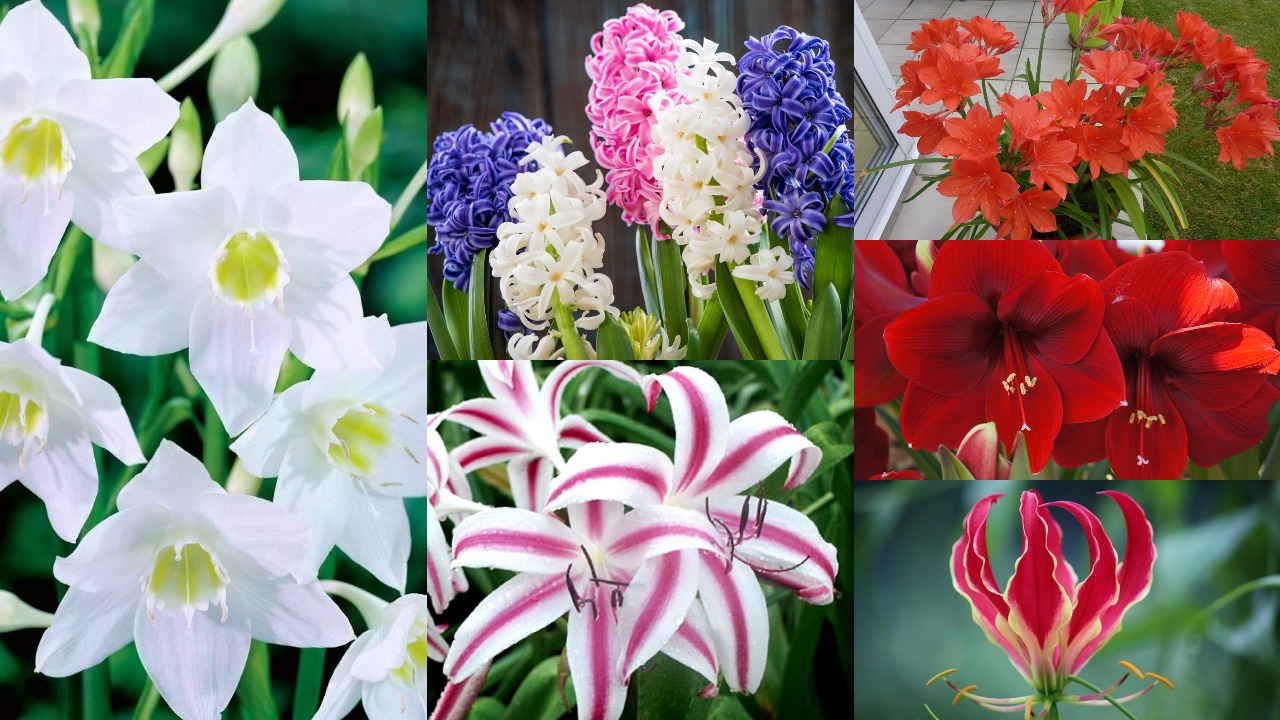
[202,395,229,484]
[730,273,787,359]
[1068,675,1142,720]
[293,554,338,719]
[82,665,110,720]
[132,681,160,720]
[24,293,55,348]
[158,30,232,92]
[390,157,429,232]
[803,492,835,517]
[1048,704,1060,720]
[552,288,588,360]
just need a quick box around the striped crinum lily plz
[936,490,1171,718]
[442,500,726,720]
[426,414,473,615]
[543,367,837,694]
[442,361,641,511]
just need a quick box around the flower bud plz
[68,0,101,43]
[225,459,262,496]
[347,106,383,180]
[208,36,260,122]
[338,53,374,136]
[0,591,54,633]
[168,98,204,192]
[215,0,287,38]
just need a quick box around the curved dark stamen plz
[611,587,625,610]
[737,496,751,544]
[754,494,768,539]
[565,565,599,619]
[580,545,598,582]
[741,554,811,574]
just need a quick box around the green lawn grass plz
[1126,0,1280,238]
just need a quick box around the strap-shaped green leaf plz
[468,250,494,359]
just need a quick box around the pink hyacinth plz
[585,3,689,227]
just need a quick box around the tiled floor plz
[861,0,1136,239]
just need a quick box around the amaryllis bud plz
[168,98,203,192]
[216,0,287,38]
[346,106,383,180]
[208,35,260,121]
[67,0,101,42]
[338,52,375,140]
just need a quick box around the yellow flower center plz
[1,117,72,184]
[145,542,229,625]
[212,231,288,304]
[390,624,429,684]
[0,390,43,445]
[328,403,393,476]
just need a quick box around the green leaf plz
[636,227,660,317]
[427,281,460,359]
[777,604,825,720]
[938,446,977,480]
[595,313,635,360]
[768,229,810,342]
[236,641,278,720]
[576,409,676,454]
[1104,176,1146,240]
[368,223,428,264]
[713,263,765,360]
[803,421,854,481]
[552,287,588,360]
[441,281,471,358]
[468,251,494,359]
[707,696,754,720]
[683,318,702,361]
[842,319,853,360]
[653,236,688,344]
[803,282,843,359]
[695,294,729,360]
[101,0,153,79]
[635,654,706,720]
[505,656,574,720]
[468,698,506,720]
[779,361,836,422]
[814,196,853,323]
[730,272,788,359]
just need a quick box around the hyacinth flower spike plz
[935,490,1171,717]
[442,361,641,512]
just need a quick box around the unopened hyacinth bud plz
[339,53,375,142]
[168,98,204,192]
[209,35,260,121]
[216,0,288,39]
[67,0,101,42]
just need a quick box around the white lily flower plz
[0,589,54,632]
[35,440,354,720]
[315,583,430,720]
[1,333,143,542]
[231,317,425,591]
[0,0,178,300]
[89,100,391,435]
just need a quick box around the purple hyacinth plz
[427,112,553,291]
[737,26,854,288]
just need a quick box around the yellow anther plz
[1146,672,1175,690]
[1136,410,1147,421]
[1006,372,1017,383]
[1019,383,1028,395]
[1158,414,1166,425]
[1024,698,1034,720]
[1118,660,1144,679]
[1129,412,1136,424]
[925,668,958,687]
[952,685,977,706]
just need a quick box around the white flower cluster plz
[492,135,619,333]
[650,39,773,299]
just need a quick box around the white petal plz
[284,278,377,371]
[63,158,152,247]
[505,454,553,513]
[35,586,136,677]
[706,496,839,605]
[451,507,583,575]
[697,552,769,693]
[351,598,421,681]
[615,549,701,680]
[109,188,238,270]
[642,368,730,496]
[442,573,572,681]
[565,583,626,720]
[53,504,166,591]
[55,78,178,162]
[367,417,426,499]
[336,492,410,592]
[426,497,453,614]
[264,180,390,279]
[189,295,292,435]
[135,604,251,720]
[364,678,427,720]
[370,321,427,419]
[20,428,97,542]
[229,382,306,478]
[88,262,203,355]
[202,100,299,225]
[118,439,221,512]
[545,442,673,512]
[691,411,822,496]
[0,176,73,300]
[0,1,89,103]
[232,578,353,647]
[659,598,719,688]
[60,366,144,464]
[313,635,368,720]
[274,451,346,582]
[196,491,309,578]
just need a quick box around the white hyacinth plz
[492,135,619,333]
[732,245,795,301]
[650,38,773,300]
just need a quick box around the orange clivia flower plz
[918,43,1001,111]
[996,187,1060,239]
[937,154,1019,226]
[998,93,1057,151]
[900,110,952,155]
[894,58,928,110]
[1097,18,1178,61]
[907,17,965,52]
[1035,79,1099,128]
[1027,138,1080,199]
[1122,73,1178,157]
[1216,107,1280,170]
[1080,50,1147,88]
[1076,123,1131,180]
[960,16,1018,55]
[934,104,1004,159]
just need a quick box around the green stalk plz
[1067,676,1141,720]
[730,274,787,359]
[202,395,228,484]
[552,288,588,360]
[83,666,110,720]
[132,682,160,720]
[293,555,337,719]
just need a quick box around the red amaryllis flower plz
[1054,251,1280,479]
[854,240,926,407]
[934,490,1168,717]
[854,408,890,480]
[883,241,1124,474]
[1223,240,1280,352]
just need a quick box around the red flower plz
[996,187,1060,240]
[1215,107,1280,170]
[854,240,926,407]
[918,43,1000,111]
[1036,79,1099,128]
[936,154,1019,225]
[1222,241,1280,352]
[1027,137,1080,199]
[900,109,952,154]
[854,408,891,480]
[1080,50,1147,88]
[998,93,1057,151]
[883,241,1124,474]
[1053,240,1119,282]
[934,104,1004,159]
[868,470,925,480]
[907,18,965,53]
[1122,72,1177,157]
[1075,123,1130,180]
[1054,252,1280,479]
[960,16,1018,55]
[1161,240,1227,279]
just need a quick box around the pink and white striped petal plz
[616,549,702,680]
[698,550,769,693]
[568,501,627,548]
[429,660,489,720]
[443,573,573,681]
[541,361,643,427]
[479,361,540,418]
[558,414,614,448]
[427,502,455,614]
[659,598,720,694]
[427,612,449,663]
[546,442,674,512]
[506,454,554,513]
[443,398,536,449]
[566,584,627,720]
[452,436,530,474]
[642,368,730,494]
[705,497,839,605]
[451,508,583,575]
[428,424,448,501]
[683,411,822,501]
[605,505,725,569]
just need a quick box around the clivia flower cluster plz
[428,362,839,720]
[856,240,1280,480]
[882,9,1280,240]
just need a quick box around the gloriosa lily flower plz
[939,490,1170,717]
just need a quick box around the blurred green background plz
[853,481,1280,720]
[428,361,853,720]
[0,0,425,716]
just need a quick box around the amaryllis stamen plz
[564,565,598,620]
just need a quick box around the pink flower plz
[585,3,689,226]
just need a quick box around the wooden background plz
[427,0,854,353]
